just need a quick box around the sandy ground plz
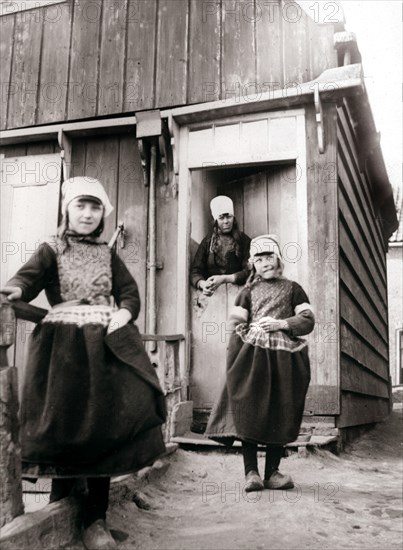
[62,408,403,550]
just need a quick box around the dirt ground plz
[67,409,402,550]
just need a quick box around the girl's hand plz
[107,308,132,334]
[259,316,288,333]
[0,286,22,301]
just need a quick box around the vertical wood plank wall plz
[337,100,390,427]
[0,0,338,131]
[305,103,340,416]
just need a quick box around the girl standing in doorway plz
[205,235,314,491]
[1,177,166,549]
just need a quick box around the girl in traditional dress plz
[190,195,251,296]
[1,177,166,549]
[205,235,314,492]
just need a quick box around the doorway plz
[189,162,301,422]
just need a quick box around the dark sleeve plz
[227,287,251,331]
[190,236,210,288]
[232,233,251,285]
[6,242,57,303]
[111,251,141,321]
[284,282,315,337]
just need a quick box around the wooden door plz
[0,153,62,375]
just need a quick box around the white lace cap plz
[61,177,114,217]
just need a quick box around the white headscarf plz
[249,234,282,260]
[61,177,114,217]
[210,196,234,220]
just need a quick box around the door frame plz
[174,108,309,387]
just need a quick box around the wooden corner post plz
[0,297,24,527]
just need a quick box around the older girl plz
[2,177,166,549]
[205,235,314,492]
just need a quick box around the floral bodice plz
[57,240,112,305]
[250,277,295,322]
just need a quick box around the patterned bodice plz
[250,278,295,322]
[57,240,112,305]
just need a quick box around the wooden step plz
[171,432,338,455]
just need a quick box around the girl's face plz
[216,213,234,234]
[67,197,104,235]
[253,253,280,279]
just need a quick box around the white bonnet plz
[249,234,282,260]
[210,195,234,220]
[61,177,114,217]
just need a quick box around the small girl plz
[205,234,314,492]
[1,177,166,549]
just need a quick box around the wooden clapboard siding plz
[98,0,127,116]
[1,0,340,130]
[340,287,387,362]
[337,392,389,429]
[338,105,386,274]
[155,0,189,108]
[339,225,387,319]
[337,102,389,425]
[340,354,389,398]
[221,0,255,95]
[124,0,157,112]
[37,1,72,124]
[305,102,339,415]
[340,323,389,380]
[0,13,15,129]
[340,257,387,342]
[67,0,102,120]
[188,0,221,103]
[7,11,43,129]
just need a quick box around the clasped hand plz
[258,316,287,333]
[199,275,226,296]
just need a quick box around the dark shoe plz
[264,470,294,490]
[244,470,264,492]
[82,519,117,550]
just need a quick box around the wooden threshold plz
[171,432,338,450]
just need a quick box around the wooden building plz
[387,189,403,387]
[0,0,398,440]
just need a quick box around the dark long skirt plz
[205,333,311,446]
[21,322,166,478]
